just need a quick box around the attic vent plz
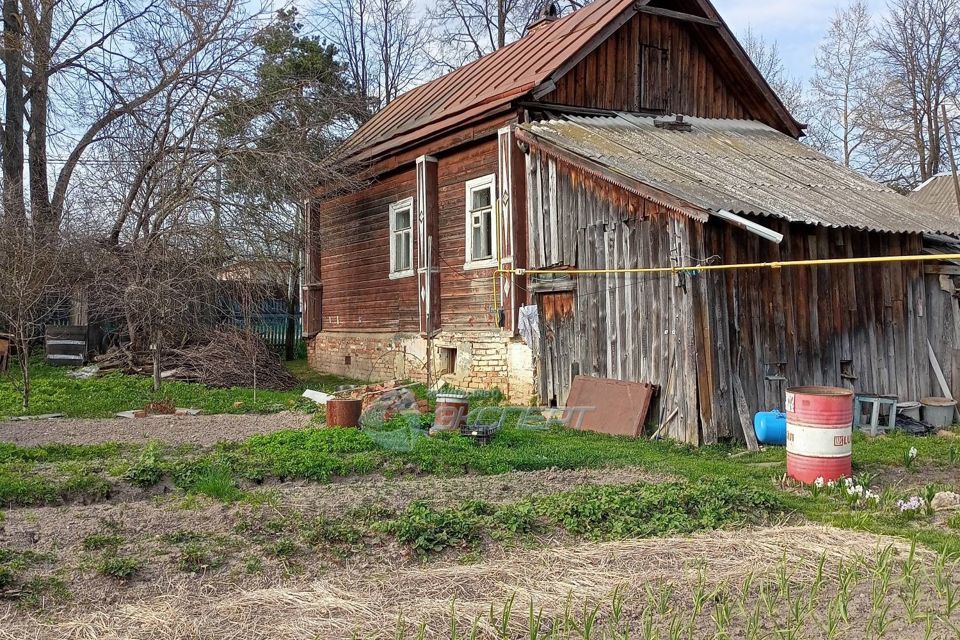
[655,115,692,132]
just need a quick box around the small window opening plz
[438,347,457,375]
[344,355,352,366]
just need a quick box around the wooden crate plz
[45,326,88,366]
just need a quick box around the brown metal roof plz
[911,174,960,223]
[519,114,959,235]
[341,0,636,160]
[340,0,802,163]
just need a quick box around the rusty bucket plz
[326,398,363,427]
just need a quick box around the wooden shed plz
[516,114,959,443]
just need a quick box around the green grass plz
[0,359,360,419]
[2,382,960,555]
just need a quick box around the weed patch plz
[96,554,143,580]
[538,480,781,540]
[375,500,491,554]
[123,442,166,488]
[82,533,124,551]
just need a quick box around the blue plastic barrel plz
[754,410,787,445]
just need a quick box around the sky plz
[714,0,887,81]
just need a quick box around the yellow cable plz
[497,253,960,277]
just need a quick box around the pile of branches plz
[95,328,299,390]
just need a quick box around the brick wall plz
[307,330,536,403]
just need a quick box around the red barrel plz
[433,393,468,433]
[326,399,363,427]
[785,386,853,484]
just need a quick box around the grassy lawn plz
[1,400,958,554]
[0,359,362,419]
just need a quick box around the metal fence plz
[224,298,303,356]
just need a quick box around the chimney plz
[528,1,561,32]
[654,114,693,132]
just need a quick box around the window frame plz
[388,197,415,279]
[463,174,498,271]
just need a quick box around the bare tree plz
[426,0,543,70]
[739,26,809,126]
[809,0,876,165]
[2,0,261,237]
[863,0,960,187]
[0,223,75,408]
[316,0,430,122]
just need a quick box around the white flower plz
[908,447,918,459]
[814,477,825,488]
[827,480,836,488]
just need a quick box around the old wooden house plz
[305,0,960,444]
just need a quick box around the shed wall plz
[696,222,936,443]
[525,152,701,441]
[526,150,950,444]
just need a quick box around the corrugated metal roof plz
[911,174,960,222]
[341,0,637,160]
[521,114,959,235]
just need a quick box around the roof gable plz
[341,0,803,162]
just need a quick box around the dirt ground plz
[0,411,313,447]
[1,462,958,639]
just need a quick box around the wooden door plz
[538,291,577,407]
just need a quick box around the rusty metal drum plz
[326,399,363,427]
[785,386,853,484]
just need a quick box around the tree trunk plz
[26,3,54,234]
[1,0,27,223]
[15,334,30,410]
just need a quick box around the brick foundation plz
[307,330,536,403]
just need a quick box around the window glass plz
[471,186,492,211]
[389,201,413,276]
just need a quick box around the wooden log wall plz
[698,221,938,442]
[314,169,419,333]
[311,138,504,334]
[546,12,749,120]
[526,151,700,442]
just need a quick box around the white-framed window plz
[389,198,414,279]
[464,174,497,270]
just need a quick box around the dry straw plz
[4,525,927,640]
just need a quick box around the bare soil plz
[0,412,313,447]
[2,463,959,639]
